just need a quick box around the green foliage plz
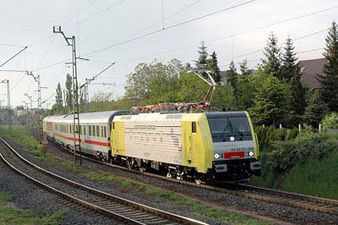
[255,126,298,148]
[212,83,237,111]
[207,51,221,82]
[65,73,72,110]
[281,38,307,124]
[261,32,282,79]
[249,75,292,126]
[237,74,257,110]
[317,21,338,112]
[0,125,44,157]
[226,60,238,96]
[322,112,338,129]
[280,153,338,199]
[303,90,329,127]
[268,133,338,174]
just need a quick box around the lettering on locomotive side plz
[230,147,255,151]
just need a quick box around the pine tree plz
[317,21,338,112]
[207,51,221,82]
[65,73,72,109]
[304,90,329,127]
[281,37,306,124]
[227,60,238,96]
[55,82,63,111]
[239,59,252,76]
[261,32,282,79]
[195,41,208,77]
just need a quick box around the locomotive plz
[43,110,261,183]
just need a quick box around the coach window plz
[69,125,72,134]
[100,126,104,137]
[192,122,197,133]
[92,125,96,136]
[89,125,92,136]
[79,125,82,135]
[83,125,86,135]
[96,125,100,137]
[104,126,107,138]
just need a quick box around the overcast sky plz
[0,0,337,108]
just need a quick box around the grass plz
[1,125,269,224]
[280,153,338,199]
[0,125,44,157]
[0,191,67,225]
[249,149,338,199]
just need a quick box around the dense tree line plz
[49,22,338,128]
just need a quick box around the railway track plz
[43,134,338,217]
[0,138,207,225]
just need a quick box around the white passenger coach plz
[43,111,130,160]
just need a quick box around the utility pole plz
[1,80,11,133]
[53,25,82,165]
[24,93,33,128]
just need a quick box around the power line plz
[68,0,127,27]
[125,0,203,40]
[115,6,338,66]
[0,43,26,48]
[218,27,329,63]
[62,0,100,26]
[83,0,257,57]
[0,46,28,68]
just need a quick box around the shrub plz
[254,126,299,149]
[322,112,338,129]
[268,133,338,173]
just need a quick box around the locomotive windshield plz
[206,113,253,142]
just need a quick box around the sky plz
[0,0,337,109]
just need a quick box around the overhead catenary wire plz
[112,6,338,67]
[128,0,203,39]
[82,0,257,57]
[219,27,329,64]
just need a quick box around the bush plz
[322,112,338,129]
[268,133,338,173]
[254,126,299,149]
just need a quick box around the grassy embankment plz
[0,191,67,225]
[0,125,269,225]
[250,130,338,199]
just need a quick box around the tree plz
[317,21,338,112]
[261,32,282,79]
[239,59,252,76]
[249,75,292,127]
[195,41,208,78]
[207,51,221,82]
[237,74,257,110]
[281,37,306,124]
[226,60,238,96]
[212,83,237,111]
[55,82,63,112]
[65,73,72,109]
[304,90,329,127]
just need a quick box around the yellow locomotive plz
[112,111,261,183]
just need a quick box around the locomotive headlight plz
[214,153,220,159]
[248,151,254,157]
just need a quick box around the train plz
[43,110,261,183]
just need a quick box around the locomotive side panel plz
[124,121,183,165]
[112,114,183,165]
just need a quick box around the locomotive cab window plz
[192,122,197,133]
